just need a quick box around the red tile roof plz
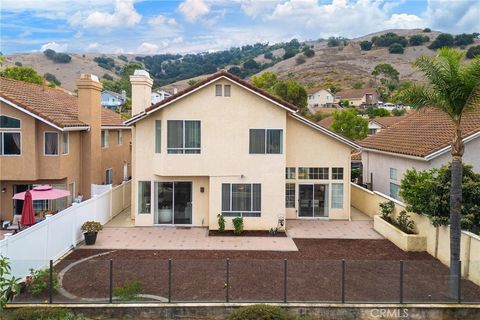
[359,107,480,158]
[142,70,299,115]
[336,88,377,99]
[0,77,125,128]
[370,116,407,128]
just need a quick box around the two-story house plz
[101,90,126,111]
[0,75,132,221]
[307,88,336,109]
[151,89,174,105]
[359,108,480,200]
[335,88,379,107]
[126,70,359,230]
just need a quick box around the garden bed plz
[374,215,427,251]
[208,230,287,237]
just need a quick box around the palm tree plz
[397,47,480,297]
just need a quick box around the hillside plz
[4,29,479,93]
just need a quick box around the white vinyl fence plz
[0,181,131,278]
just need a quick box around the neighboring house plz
[307,88,335,109]
[126,70,359,230]
[335,88,379,107]
[0,75,132,222]
[101,90,126,111]
[151,89,175,104]
[359,108,480,200]
[368,116,406,135]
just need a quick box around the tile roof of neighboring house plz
[370,116,407,128]
[359,107,480,158]
[141,70,299,115]
[336,88,377,99]
[351,150,362,161]
[0,77,125,129]
[307,87,332,95]
[317,116,334,128]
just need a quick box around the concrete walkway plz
[285,207,382,239]
[105,207,134,227]
[82,227,299,251]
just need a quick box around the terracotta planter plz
[84,232,98,245]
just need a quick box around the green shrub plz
[379,201,395,221]
[423,28,431,32]
[232,217,244,235]
[6,307,77,320]
[466,45,480,59]
[217,214,225,232]
[44,73,61,86]
[26,268,59,296]
[396,210,415,234]
[113,280,142,300]
[303,48,315,57]
[14,61,22,66]
[228,304,293,320]
[429,33,454,50]
[1,256,20,311]
[360,40,372,51]
[264,51,274,59]
[409,34,430,46]
[389,43,405,54]
[295,55,306,65]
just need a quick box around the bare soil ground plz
[13,239,480,304]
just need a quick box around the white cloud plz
[385,13,425,29]
[79,0,141,28]
[40,42,68,52]
[178,0,210,22]
[86,42,101,52]
[148,15,178,27]
[425,0,480,33]
[136,42,160,54]
[239,0,282,18]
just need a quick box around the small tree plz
[423,28,431,33]
[303,48,315,57]
[409,35,430,46]
[389,43,405,54]
[331,109,368,140]
[0,66,43,84]
[1,256,20,310]
[352,80,363,89]
[429,33,454,50]
[360,41,373,51]
[466,45,480,59]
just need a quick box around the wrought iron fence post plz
[109,259,113,303]
[226,258,230,303]
[284,259,288,303]
[341,259,345,304]
[399,260,404,304]
[457,260,462,304]
[168,258,172,303]
[49,260,53,304]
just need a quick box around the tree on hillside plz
[372,63,400,84]
[251,72,278,92]
[389,43,405,54]
[330,109,368,140]
[0,66,43,85]
[429,33,454,50]
[396,47,480,297]
[360,41,373,51]
[466,45,480,59]
[409,35,430,46]
[44,73,61,86]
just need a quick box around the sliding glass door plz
[155,182,192,224]
[298,184,328,218]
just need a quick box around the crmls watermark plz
[370,308,409,318]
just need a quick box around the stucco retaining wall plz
[351,183,480,286]
[373,216,427,251]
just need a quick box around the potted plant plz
[81,221,103,245]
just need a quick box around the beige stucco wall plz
[351,183,480,286]
[308,90,334,108]
[131,78,354,229]
[101,129,132,186]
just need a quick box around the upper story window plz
[62,133,69,155]
[390,168,398,181]
[332,167,344,180]
[155,120,161,153]
[224,85,231,97]
[44,132,59,155]
[117,130,123,145]
[298,167,328,180]
[101,130,109,148]
[215,84,231,97]
[0,115,21,156]
[249,129,283,154]
[286,167,296,179]
[0,115,21,129]
[215,85,222,96]
[167,120,201,154]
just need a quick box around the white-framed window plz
[155,120,161,153]
[298,167,328,179]
[0,132,21,155]
[117,130,123,145]
[332,167,344,180]
[390,183,400,200]
[138,181,151,214]
[368,128,377,135]
[224,85,231,97]
[167,120,201,154]
[390,168,398,181]
[215,84,222,96]
[44,132,59,155]
[62,132,69,155]
[221,183,261,217]
[331,183,344,209]
[105,168,113,185]
[249,129,283,154]
[0,115,21,128]
[101,130,109,148]
[285,183,295,208]
[286,167,296,179]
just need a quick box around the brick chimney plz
[130,70,153,115]
[76,74,103,199]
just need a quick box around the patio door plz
[155,182,192,225]
[298,184,328,218]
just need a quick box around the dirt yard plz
[15,239,480,304]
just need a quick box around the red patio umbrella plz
[20,190,35,226]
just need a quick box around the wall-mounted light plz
[1,188,6,193]
[200,187,205,193]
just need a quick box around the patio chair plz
[6,215,22,234]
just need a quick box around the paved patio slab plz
[83,227,299,251]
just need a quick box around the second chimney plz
[130,70,153,115]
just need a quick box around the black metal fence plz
[11,259,480,305]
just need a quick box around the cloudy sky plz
[1,0,479,55]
